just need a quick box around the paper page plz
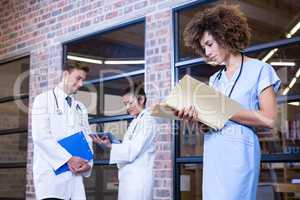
[150,75,243,130]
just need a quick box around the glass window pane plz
[177,0,300,62]
[0,57,29,98]
[84,165,118,200]
[178,64,219,156]
[178,162,300,200]
[247,44,300,155]
[77,75,144,116]
[179,164,203,200]
[67,22,145,81]
[258,162,300,199]
[179,121,204,157]
[0,99,28,130]
[0,168,26,199]
[0,134,27,162]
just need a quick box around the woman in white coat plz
[90,84,157,200]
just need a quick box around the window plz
[176,0,300,62]
[0,56,29,199]
[64,19,145,200]
[173,1,300,199]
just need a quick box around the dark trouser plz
[42,198,63,200]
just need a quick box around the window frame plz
[62,18,146,167]
[0,56,30,200]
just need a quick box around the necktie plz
[65,96,72,107]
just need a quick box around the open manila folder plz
[150,75,243,130]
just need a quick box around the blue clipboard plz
[55,131,93,175]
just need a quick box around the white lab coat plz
[109,109,157,200]
[32,87,93,200]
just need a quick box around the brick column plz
[145,10,173,200]
[26,45,63,200]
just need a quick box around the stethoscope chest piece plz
[56,108,63,115]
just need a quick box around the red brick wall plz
[0,0,194,199]
[145,10,173,199]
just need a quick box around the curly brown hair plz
[184,4,251,57]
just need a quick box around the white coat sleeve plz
[109,115,157,164]
[31,93,72,171]
[80,104,94,177]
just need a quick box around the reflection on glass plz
[177,0,300,61]
[0,99,28,130]
[79,75,143,116]
[84,165,118,200]
[67,22,145,81]
[0,168,26,199]
[0,57,29,98]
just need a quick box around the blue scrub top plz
[202,59,281,200]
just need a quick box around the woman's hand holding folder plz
[175,105,211,133]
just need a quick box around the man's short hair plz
[63,62,90,73]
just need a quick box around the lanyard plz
[213,53,244,98]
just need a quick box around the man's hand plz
[67,156,88,173]
[75,163,91,174]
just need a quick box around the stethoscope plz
[52,89,82,115]
[127,111,145,140]
[212,53,244,98]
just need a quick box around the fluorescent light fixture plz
[104,60,145,65]
[67,55,103,64]
[288,102,300,106]
[282,87,289,95]
[270,62,295,67]
[296,68,300,78]
[286,21,300,38]
[289,77,297,88]
[262,48,278,62]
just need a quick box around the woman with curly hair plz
[177,4,281,200]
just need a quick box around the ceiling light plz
[104,60,145,65]
[282,87,289,95]
[288,77,297,88]
[296,68,300,78]
[286,21,300,38]
[288,101,300,106]
[270,62,295,67]
[262,48,278,62]
[288,102,300,106]
[67,55,103,64]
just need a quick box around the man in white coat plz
[90,84,157,200]
[32,63,93,200]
